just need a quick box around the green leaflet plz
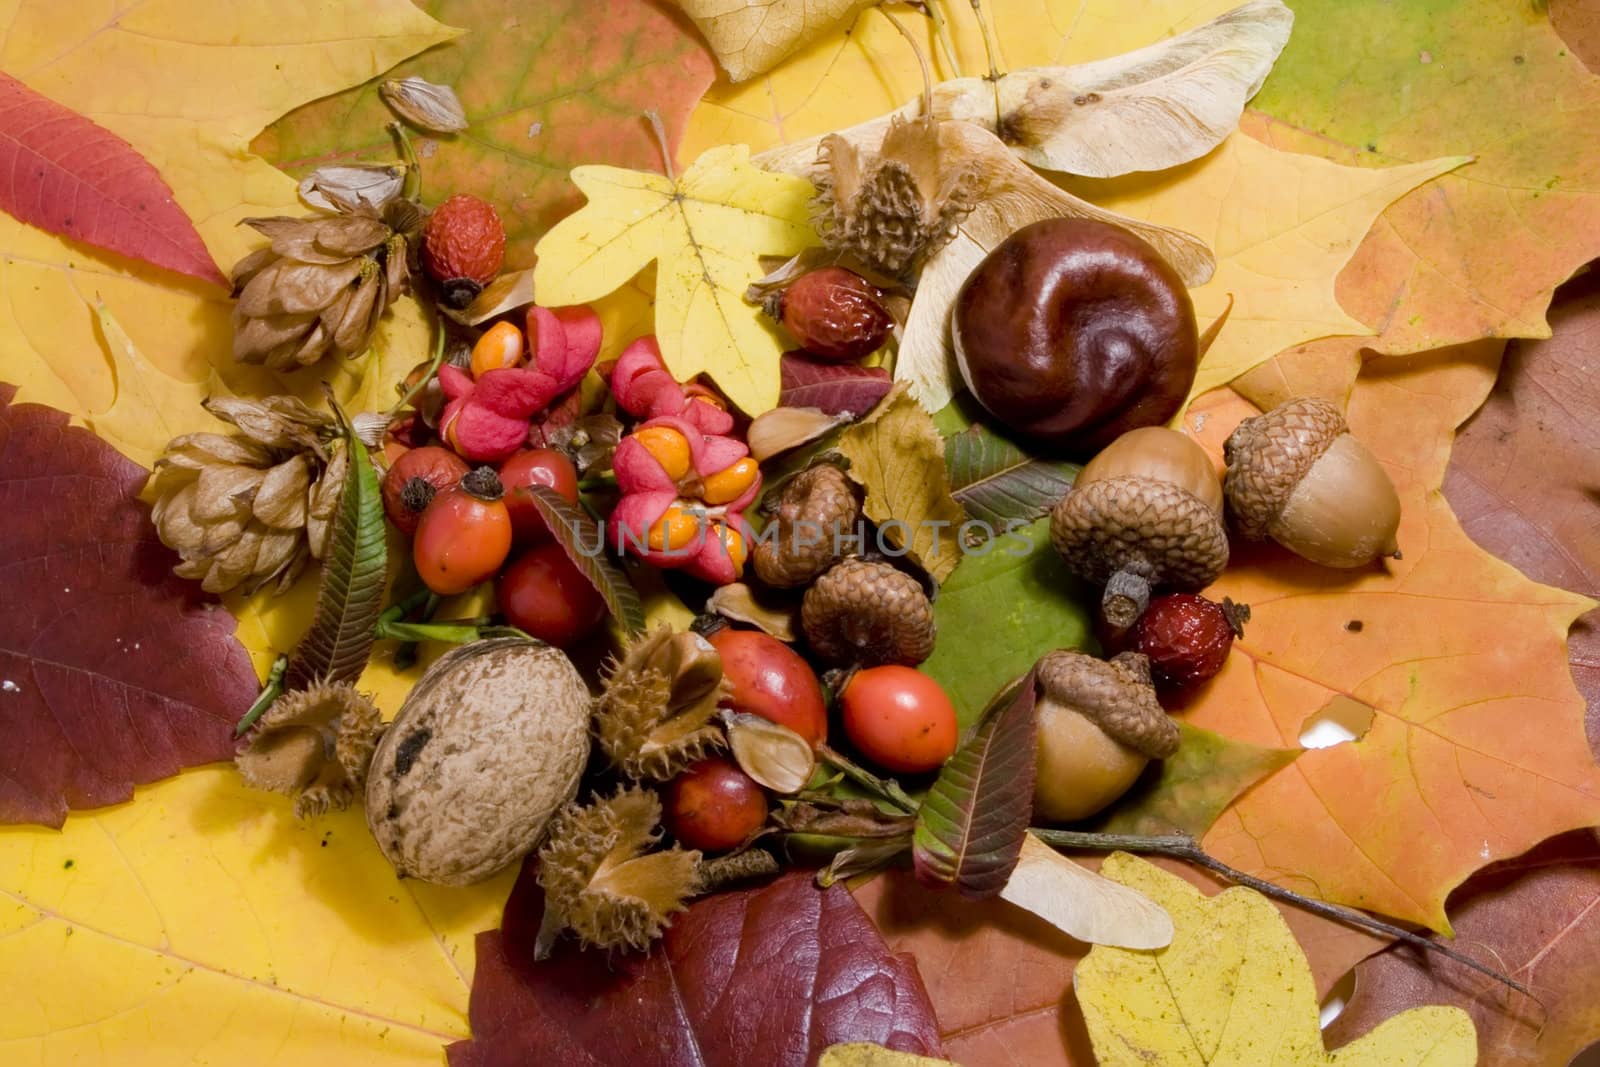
[944,423,1079,534]
[912,672,1038,899]
[284,433,387,691]
[525,485,646,635]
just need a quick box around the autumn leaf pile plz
[0,1,1597,1065]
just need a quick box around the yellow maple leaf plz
[0,0,455,468]
[532,143,818,416]
[818,1044,956,1067]
[674,0,878,83]
[0,769,511,1065]
[681,1,1463,407]
[835,385,968,582]
[1076,853,1478,1067]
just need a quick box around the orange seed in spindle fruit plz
[470,321,524,377]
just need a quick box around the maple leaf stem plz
[818,743,921,814]
[1030,829,1533,998]
[879,7,933,113]
[911,0,966,79]
[235,655,287,737]
[643,110,676,183]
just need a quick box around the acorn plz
[801,559,935,667]
[1032,650,1177,822]
[1049,426,1228,629]
[1223,397,1401,568]
[752,463,860,588]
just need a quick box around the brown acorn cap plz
[1049,475,1229,627]
[1036,650,1178,759]
[801,558,935,667]
[753,463,861,588]
[1222,397,1346,540]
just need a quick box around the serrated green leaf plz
[285,433,387,691]
[944,423,1078,534]
[912,672,1037,899]
[921,518,1094,729]
[525,485,646,635]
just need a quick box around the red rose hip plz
[704,625,828,746]
[768,267,892,363]
[496,542,607,648]
[1129,592,1249,690]
[664,757,768,852]
[499,448,580,545]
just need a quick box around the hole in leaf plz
[1570,1042,1600,1067]
[1319,967,1357,1029]
[1299,696,1376,750]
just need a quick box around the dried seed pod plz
[1049,426,1228,628]
[753,463,861,588]
[745,405,850,462]
[1223,397,1401,568]
[366,638,590,885]
[380,76,468,133]
[298,164,406,214]
[536,786,701,955]
[723,710,816,794]
[801,558,936,667]
[236,681,383,819]
[1032,650,1176,822]
[593,627,731,780]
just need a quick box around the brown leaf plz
[450,866,946,1065]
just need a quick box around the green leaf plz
[921,518,1095,729]
[944,423,1078,534]
[526,485,646,635]
[284,434,387,691]
[912,672,1038,899]
[1090,723,1300,838]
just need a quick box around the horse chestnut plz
[952,218,1198,458]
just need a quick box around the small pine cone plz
[753,464,860,588]
[149,397,345,595]
[235,681,384,819]
[592,627,730,780]
[801,559,935,667]
[537,787,701,954]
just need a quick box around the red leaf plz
[0,73,223,284]
[449,866,946,1066]
[0,386,259,826]
[779,354,893,416]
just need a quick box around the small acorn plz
[801,558,935,667]
[1032,650,1178,822]
[752,463,860,588]
[1223,397,1401,568]
[1049,426,1228,628]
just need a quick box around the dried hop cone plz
[593,627,731,780]
[815,114,982,280]
[536,786,701,955]
[230,202,417,370]
[149,395,346,594]
[235,681,384,819]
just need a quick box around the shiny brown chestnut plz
[952,218,1199,457]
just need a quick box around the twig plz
[389,122,423,201]
[1030,828,1532,998]
[235,655,287,736]
[817,744,920,815]
[880,7,933,114]
[388,311,447,417]
[911,0,964,79]
[968,0,1005,132]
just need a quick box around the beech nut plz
[1223,397,1401,568]
[1032,650,1177,822]
[1049,427,1228,628]
[952,218,1199,457]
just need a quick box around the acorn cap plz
[753,463,860,588]
[1036,650,1178,759]
[1049,476,1229,589]
[801,558,935,666]
[1222,397,1346,540]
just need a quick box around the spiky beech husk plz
[536,787,701,954]
[593,627,730,781]
[235,681,383,819]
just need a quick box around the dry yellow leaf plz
[998,832,1173,949]
[835,385,967,582]
[818,1044,956,1067]
[0,768,512,1066]
[532,144,818,415]
[675,0,877,82]
[1076,853,1478,1067]
[0,1,456,468]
